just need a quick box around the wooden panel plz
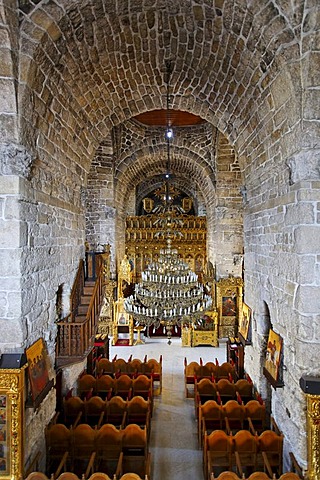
[134,109,206,127]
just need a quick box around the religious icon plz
[222,296,237,316]
[26,338,50,402]
[264,329,283,381]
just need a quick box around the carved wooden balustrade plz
[56,255,105,365]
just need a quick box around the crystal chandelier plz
[123,61,212,343]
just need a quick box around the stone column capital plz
[0,143,33,178]
[286,149,320,184]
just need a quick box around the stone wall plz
[86,137,117,275]
[210,132,243,279]
[0,0,318,471]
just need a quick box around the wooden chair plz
[246,473,272,480]
[223,400,245,435]
[96,375,114,399]
[211,472,241,479]
[78,374,96,399]
[127,358,143,378]
[278,474,303,480]
[45,424,71,477]
[198,400,223,447]
[218,362,236,381]
[105,396,127,429]
[87,474,114,480]
[257,430,284,478]
[119,474,147,480]
[132,375,153,413]
[95,424,123,478]
[143,356,162,393]
[25,473,50,480]
[63,397,85,428]
[122,424,148,454]
[244,400,266,434]
[124,396,151,442]
[56,474,81,480]
[84,396,107,428]
[203,361,219,381]
[96,358,115,377]
[232,429,258,477]
[71,424,96,479]
[121,424,150,479]
[195,378,219,416]
[114,375,133,400]
[216,379,236,404]
[184,359,202,397]
[204,429,232,480]
[114,358,128,377]
[235,379,254,404]
[198,364,214,381]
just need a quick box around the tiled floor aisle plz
[110,336,227,480]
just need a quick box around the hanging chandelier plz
[124,61,212,343]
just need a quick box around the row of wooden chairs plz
[198,399,266,446]
[195,378,256,413]
[78,374,153,407]
[45,423,150,480]
[95,356,162,392]
[211,472,302,479]
[61,396,151,436]
[26,472,148,480]
[185,359,238,397]
[203,429,284,480]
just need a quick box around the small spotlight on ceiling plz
[166,128,173,139]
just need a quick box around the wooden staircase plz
[56,259,105,368]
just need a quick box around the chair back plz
[279,474,303,480]
[96,375,114,398]
[115,375,133,398]
[63,397,84,426]
[88,474,113,480]
[246,473,272,479]
[122,424,147,455]
[84,396,106,426]
[96,358,115,376]
[46,423,71,454]
[106,395,127,427]
[78,374,96,398]
[71,424,96,458]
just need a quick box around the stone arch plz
[17,0,302,172]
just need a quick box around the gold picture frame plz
[25,338,53,406]
[216,277,243,338]
[0,364,27,480]
[239,302,251,342]
[264,329,283,383]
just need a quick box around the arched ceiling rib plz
[115,149,214,216]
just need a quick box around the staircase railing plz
[56,255,105,363]
[70,259,85,321]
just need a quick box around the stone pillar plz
[300,376,320,480]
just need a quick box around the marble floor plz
[109,336,227,480]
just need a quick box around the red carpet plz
[115,339,130,346]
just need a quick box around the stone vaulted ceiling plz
[16,0,304,211]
